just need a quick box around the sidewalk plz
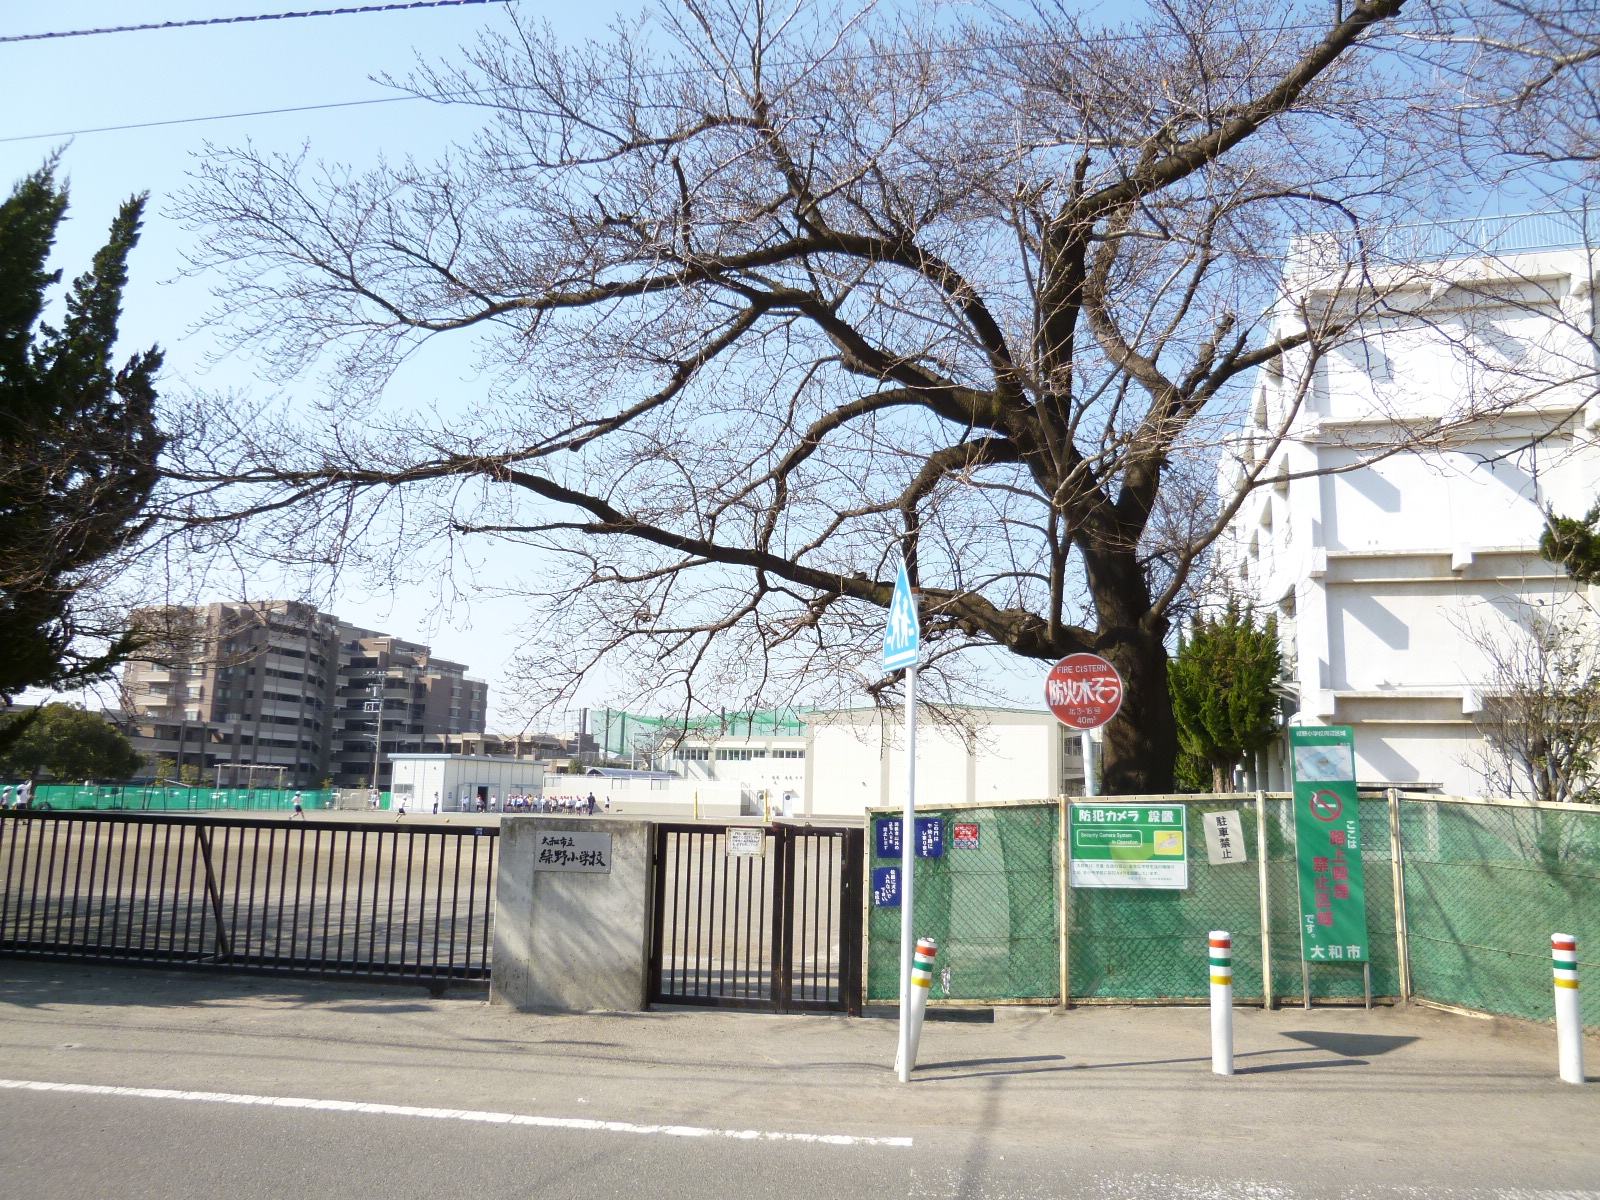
[0,960,1596,1198]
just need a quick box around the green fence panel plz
[22,785,337,812]
[867,802,1059,1002]
[1069,796,1266,1002]
[1400,798,1600,1030]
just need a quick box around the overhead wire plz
[0,1,516,44]
[0,9,1502,147]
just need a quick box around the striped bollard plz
[1553,934,1585,1085]
[1210,930,1234,1077]
[896,937,938,1081]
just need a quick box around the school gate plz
[0,810,497,988]
[648,823,865,1013]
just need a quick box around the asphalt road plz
[0,961,1597,1199]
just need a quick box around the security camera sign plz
[1045,653,1124,729]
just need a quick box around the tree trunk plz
[1096,625,1178,795]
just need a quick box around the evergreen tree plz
[0,703,144,782]
[1540,503,1600,585]
[1168,605,1282,793]
[0,165,164,747]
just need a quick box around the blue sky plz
[2,1,641,723]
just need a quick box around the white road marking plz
[0,1078,912,1148]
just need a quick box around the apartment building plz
[121,603,488,788]
[121,601,340,788]
[330,628,488,789]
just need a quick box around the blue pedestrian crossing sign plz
[881,560,921,673]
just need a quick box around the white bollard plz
[1553,933,1585,1085]
[1210,930,1234,1077]
[895,937,938,1079]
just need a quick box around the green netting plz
[1069,797,1267,1002]
[593,707,811,757]
[867,803,1059,1002]
[1400,798,1600,1030]
[864,793,1599,1021]
[13,785,337,812]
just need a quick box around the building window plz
[679,747,710,761]
[771,749,805,759]
[716,748,752,761]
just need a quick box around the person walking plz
[395,795,407,821]
[431,792,440,815]
[290,791,306,821]
[586,792,597,816]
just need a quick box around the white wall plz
[1220,243,1600,797]
[389,755,546,811]
[806,708,1075,818]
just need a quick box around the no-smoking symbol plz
[1308,790,1343,822]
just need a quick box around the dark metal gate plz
[648,823,863,1013]
[0,810,497,986]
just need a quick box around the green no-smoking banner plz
[1289,726,1369,963]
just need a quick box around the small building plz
[388,753,544,812]
[805,706,1085,817]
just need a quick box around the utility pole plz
[369,674,384,791]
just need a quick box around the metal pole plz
[1058,794,1069,1010]
[1081,730,1096,797]
[1387,787,1413,1001]
[370,679,383,792]
[1255,789,1273,1010]
[897,664,918,1084]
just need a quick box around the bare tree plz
[166,0,1589,792]
[1466,602,1600,804]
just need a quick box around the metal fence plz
[0,810,497,985]
[865,793,1599,1028]
[12,786,338,812]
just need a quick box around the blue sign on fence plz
[875,816,943,859]
[872,866,901,907]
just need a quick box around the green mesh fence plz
[866,802,1059,1002]
[12,785,337,812]
[1399,797,1600,1030]
[1069,797,1268,1002]
[866,793,1599,1021]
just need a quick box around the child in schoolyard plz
[291,791,305,820]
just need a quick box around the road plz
[0,960,1596,1199]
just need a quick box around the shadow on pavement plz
[1282,1030,1419,1057]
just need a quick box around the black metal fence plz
[649,824,863,1013]
[0,811,497,985]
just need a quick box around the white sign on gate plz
[533,831,612,873]
[1201,810,1248,866]
[726,827,765,857]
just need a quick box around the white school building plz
[1218,217,1600,796]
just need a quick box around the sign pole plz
[1081,730,1096,797]
[897,663,918,1084]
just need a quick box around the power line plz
[0,96,418,145]
[0,0,515,44]
[0,12,1489,147]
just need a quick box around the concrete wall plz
[492,817,654,1013]
[806,708,1082,816]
